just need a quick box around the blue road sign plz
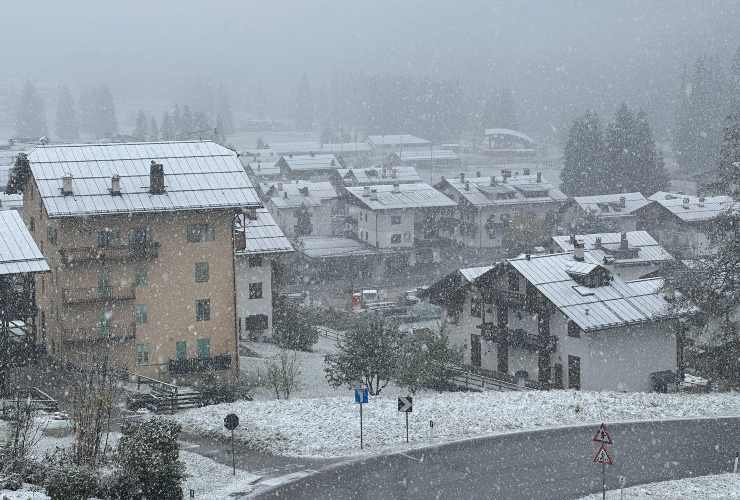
[354,384,369,404]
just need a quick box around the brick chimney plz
[61,174,73,196]
[110,174,121,196]
[149,161,165,194]
[574,240,585,261]
[619,195,626,208]
[620,231,628,250]
[459,172,465,183]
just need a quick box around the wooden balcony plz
[479,324,558,353]
[62,323,136,346]
[63,286,136,304]
[59,242,160,265]
[168,353,233,375]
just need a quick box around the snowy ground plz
[241,337,415,401]
[175,390,740,458]
[577,473,740,499]
[0,418,260,500]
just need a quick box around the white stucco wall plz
[235,255,274,340]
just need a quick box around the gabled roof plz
[438,174,566,207]
[235,208,293,255]
[297,236,378,259]
[647,192,734,222]
[572,192,650,217]
[319,142,372,154]
[263,180,337,209]
[552,231,674,266]
[396,149,459,162]
[335,166,421,186]
[278,153,340,172]
[426,265,495,305]
[483,128,535,145]
[367,134,430,147]
[245,158,281,178]
[507,252,676,332]
[0,210,49,275]
[28,141,260,218]
[345,183,456,211]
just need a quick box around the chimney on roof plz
[525,253,531,260]
[620,231,629,250]
[476,170,481,177]
[523,168,530,176]
[536,172,542,183]
[619,195,626,207]
[682,197,690,209]
[61,174,73,196]
[393,183,400,193]
[574,240,585,261]
[283,191,288,199]
[149,161,165,194]
[698,196,705,207]
[459,172,465,183]
[490,176,497,186]
[595,236,602,248]
[464,181,470,191]
[569,233,576,245]
[370,189,378,201]
[110,174,121,196]
[363,186,371,197]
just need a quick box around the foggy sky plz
[2,0,739,136]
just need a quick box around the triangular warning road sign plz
[593,445,613,465]
[592,423,613,445]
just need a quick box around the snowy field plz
[577,473,740,499]
[174,390,740,458]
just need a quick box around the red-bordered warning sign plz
[592,423,613,445]
[593,444,613,465]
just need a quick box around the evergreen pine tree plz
[160,112,174,140]
[216,85,234,135]
[180,105,194,139]
[631,110,669,194]
[133,110,148,141]
[148,116,159,141]
[730,46,740,111]
[78,88,96,137]
[295,73,314,131]
[55,84,78,142]
[561,111,604,196]
[172,104,182,138]
[15,81,47,139]
[192,111,211,138]
[94,84,117,138]
[604,103,638,193]
[715,112,740,195]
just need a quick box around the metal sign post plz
[224,413,240,476]
[354,383,369,449]
[592,423,614,500]
[397,396,413,443]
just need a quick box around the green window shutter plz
[176,341,187,361]
[196,338,210,359]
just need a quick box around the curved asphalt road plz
[252,417,740,500]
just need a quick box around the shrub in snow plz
[44,462,97,500]
[272,296,319,351]
[0,473,22,490]
[396,330,462,393]
[325,313,400,395]
[115,417,186,500]
[264,349,301,400]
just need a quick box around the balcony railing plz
[62,323,136,345]
[59,242,160,264]
[168,353,233,375]
[479,324,558,353]
[63,286,136,304]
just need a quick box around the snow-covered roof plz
[483,128,535,145]
[245,158,281,178]
[426,265,496,305]
[396,149,459,162]
[28,141,261,218]
[277,154,340,172]
[345,183,456,211]
[647,192,735,222]
[270,142,322,155]
[319,142,372,154]
[0,210,49,275]
[297,236,378,259]
[508,252,676,332]
[336,166,421,186]
[263,180,338,209]
[367,134,430,147]
[572,192,650,217]
[0,192,23,211]
[459,266,493,282]
[552,231,674,266]
[438,173,566,207]
[235,208,293,255]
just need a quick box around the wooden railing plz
[479,324,557,353]
[168,353,232,375]
[60,242,160,264]
[62,323,136,345]
[63,286,136,304]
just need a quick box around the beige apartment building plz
[16,141,261,381]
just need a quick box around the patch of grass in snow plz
[174,390,740,459]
